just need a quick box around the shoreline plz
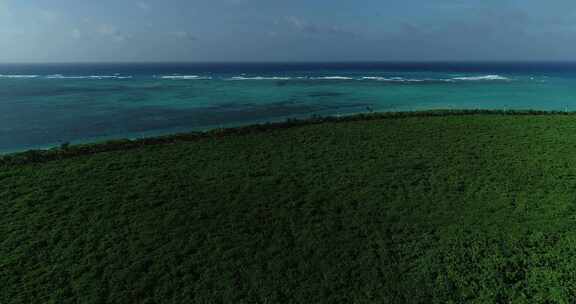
[2,108,574,166]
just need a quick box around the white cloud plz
[38,9,62,23]
[97,24,117,35]
[71,28,82,39]
[284,16,357,37]
[137,2,150,11]
[0,0,10,17]
[114,35,129,42]
[170,31,197,41]
[286,16,307,30]
[96,24,130,42]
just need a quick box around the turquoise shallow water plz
[1,62,576,153]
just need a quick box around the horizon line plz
[3,60,576,65]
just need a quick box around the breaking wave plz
[228,76,294,80]
[224,75,510,82]
[359,75,511,82]
[360,77,450,82]
[310,76,354,80]
[0,75,39,79]
[158,75,212,80]
[0,73,512,82]
[46,75,133,79]
[451,75,510,81]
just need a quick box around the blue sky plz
[1,0,576,62]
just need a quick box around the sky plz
[1,0,576,62]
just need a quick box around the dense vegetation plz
[3,111,576,303]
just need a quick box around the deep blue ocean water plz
[2,62,576,153]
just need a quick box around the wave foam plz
[360,76,453,82]
[0,74,39,79]
[46,75,132,79]
[452,75,509,81]
[228,76,293,80]
[311,76,354,80]
[159,75,211,80]
[0,73,513,83]
[361,76,388,81]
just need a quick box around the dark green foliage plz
[0,109,570,167]
[3,112,576,303]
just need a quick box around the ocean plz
[2,62,576,153]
